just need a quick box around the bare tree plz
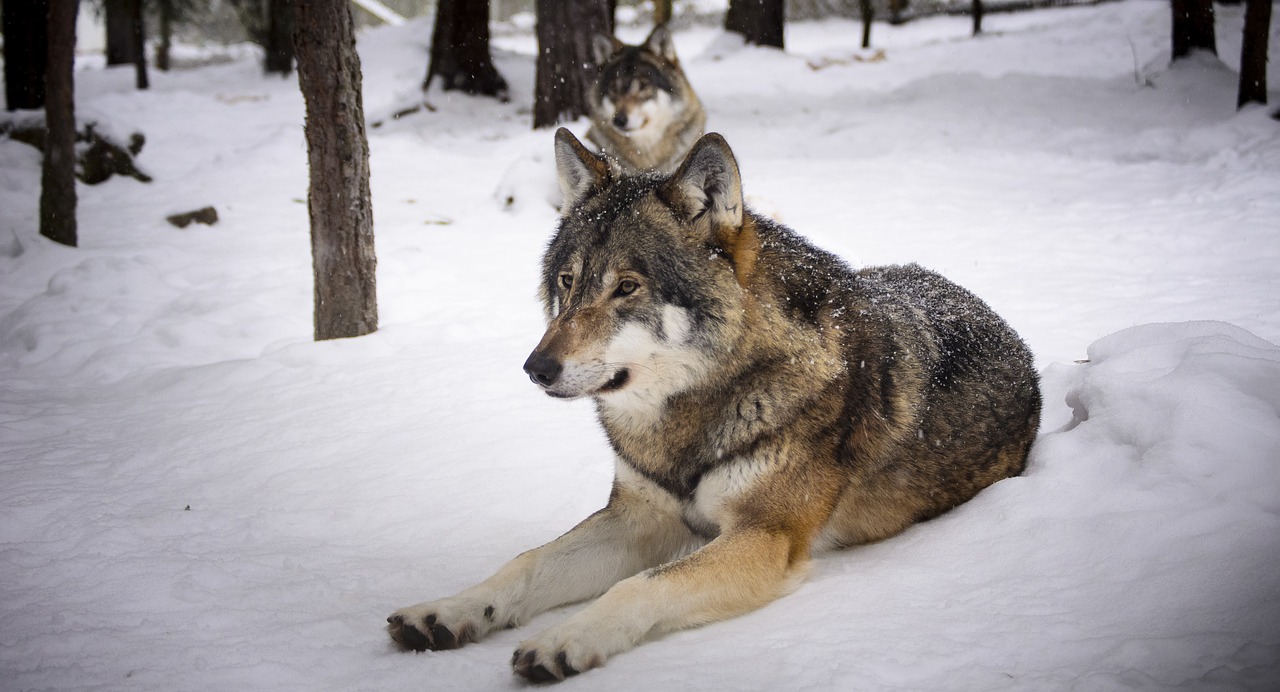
[973,0,984,35]
[860,0,873,48]
[104,0,148,87]
[1237,0,1271,108]
[131,0,149,89]
[3,0,50,110]
[533,0,611,129]
[105,0,137,65]
[157,0,175,71]
[294,0,378,340]
[425,0,508,99]
[263,0,296,76]
[654,0,673,25]
[725,0,785,49]
[1171,0,1216,60]
[42,0,79,248]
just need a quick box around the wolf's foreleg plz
[510,525,811,681]
[387,466,693,652]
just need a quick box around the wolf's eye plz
[559,274,574,291]
[615,279,639,297]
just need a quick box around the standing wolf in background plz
[388,129,1042,683]
[586,24,706,174]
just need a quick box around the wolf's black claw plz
[429,623,458,650]
[527,663,559,683]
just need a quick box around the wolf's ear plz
[592,33,623,66]
[643,24,678,63]
[664,133,744,234]
[554,128,611,212]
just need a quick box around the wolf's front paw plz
[511,628,611,683]
[386,598,494,652]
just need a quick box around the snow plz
[2,1,1279,689]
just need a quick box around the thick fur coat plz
[388,129,1042,683]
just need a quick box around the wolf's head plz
[523,129,758,413]
[590,24,689,136]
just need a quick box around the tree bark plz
[131,0,149,89]
[3,0,50,110]
[106,0,137,66]
[157,0,173,71]
[1171,0,1217,60]
[42,0,79,248]
[294,0,378,340]
[973,0,984,35]
[425,0,508,99]
[725,0,785,49]
[1237,0,1271,108]
[860,0,873,48]
[654,0,673,25]
[533,0,611,129]
[264,0,296,76]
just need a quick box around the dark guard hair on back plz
[542,126,1040,510]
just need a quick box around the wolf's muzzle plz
[523,351,562,388]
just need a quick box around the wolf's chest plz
[680,456,775,538]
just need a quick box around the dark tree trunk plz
[157,0,174,71]
[1238,0,1271,108]
[860,0,872,48]
[294,0,378,341]
[42,0,79,248]
[106,0,137,66]
[654,0,672,25]
[4,0,50,110]
[131,0,149,89]
[533,0,611,129]
[424,0,508,99]
[973,0,984,35]
[725,0,785,49]
[264,0,296,76]
[1171,0,1217,60]
[889,0,909,24]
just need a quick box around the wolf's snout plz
[612,111,629,129]
[523,351,562,388]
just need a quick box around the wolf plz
[586,24,706,174]
[388,129,1042,683]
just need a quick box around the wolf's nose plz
[523,351,562,388]
[612,112,628,129]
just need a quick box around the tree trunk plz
[654,0,673,25]
[973,0,984,35]
[725,0,785,49]
[131,0,149,89]
[294,0,378,341]
[889,0,909,25]
[42,0,79,248]
[3,0,50,110]
[533,0,611,129]
[1171,0,1217,60]
[264,0,296,76]
[425,0,508,99]
[860,0,872,48]
[106,0,137,66]
[1238,0,1271,108]
[157,0,174,71]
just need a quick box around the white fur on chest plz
[683,455,773,536]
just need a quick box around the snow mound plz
[1004,321,1280,689]
[1041,321,1280,514]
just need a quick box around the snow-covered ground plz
[2,1,1279,689]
